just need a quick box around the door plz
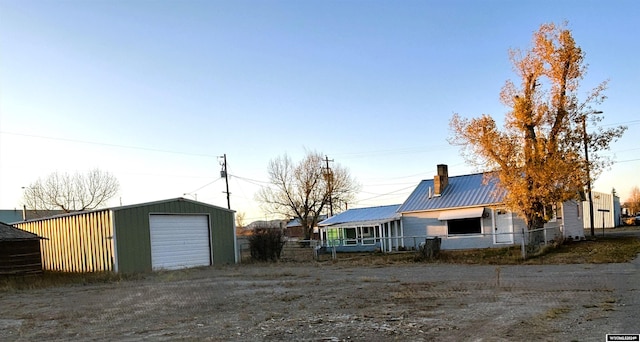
[494,209,513,244]
[149,214,211,270]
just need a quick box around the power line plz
[229,174,271,185]
[186,177,223,194]
[356,184,416,202]
[0,131,218,158]
[601,119,640,127]
[614,158,640,164]
[332,144,455,159]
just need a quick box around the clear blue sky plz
[1,0,639,222]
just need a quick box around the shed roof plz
[17,197,234,223]
[397,173,505,213]
[0,209,66,224]
[0,221,40,241]
[319,204,401,227]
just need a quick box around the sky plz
[1,0,639,223]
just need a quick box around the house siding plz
[402,208,527,250]
[560,200,584,239]
[400,213,432,249]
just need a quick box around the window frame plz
[447,217,482,236]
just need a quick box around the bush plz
[248,228,285,261]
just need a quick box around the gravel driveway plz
[1,248,639,342]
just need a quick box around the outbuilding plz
[0,221,43,276]
[15,198,236,273]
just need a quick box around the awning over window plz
[438,207,485,221]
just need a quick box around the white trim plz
[438,207,485,221]
[233,215,239,264]
[110,210,118,273]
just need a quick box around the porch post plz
[400,219,405,248]
[392,221,398,251]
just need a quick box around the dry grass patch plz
[0,271,138,292]
[531,236,640,264]
[326,236,640,266]
[543,307,571,319]
[427,235,640,265]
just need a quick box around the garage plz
[15,198,236,273]
[149,214,211,270]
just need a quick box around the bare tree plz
[256,151,358,240]
[236,212,246,229]
[449,22,626,230]
[23,169,120,213]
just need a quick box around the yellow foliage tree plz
[450,22,626,230]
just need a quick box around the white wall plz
[400,208,524,250]
[559,200,584,239]
[583,191,619,229]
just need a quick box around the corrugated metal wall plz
[15,210,114,272]
[113,200,235,273]
[583,192,617,229]
[14,199,235,274]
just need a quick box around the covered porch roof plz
[318,204,401,229]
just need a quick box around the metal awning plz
[438,207,485,221]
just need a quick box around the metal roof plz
[319,204,401,226]
[0,222,40,240]
[397,173,505,213]
[286,215,328,228]
[16,197,234,223]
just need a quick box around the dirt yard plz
[1,254,639,342]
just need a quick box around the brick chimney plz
[433,164,448,196]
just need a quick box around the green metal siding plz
[112,207,152,273]
[113,199,235,273]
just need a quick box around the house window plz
[344,228,357,245]
[360,226,376,245]
[326,229,341,246]
[577,204,581,218]
[447,218,481,235]
[544,204,558,222]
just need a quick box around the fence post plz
[521,228,526,259]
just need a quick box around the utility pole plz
[220,154,231,210]
[323,155,334,216]
[582,111,602,237]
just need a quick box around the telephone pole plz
[219,154,231,210]
[323,155,334,216]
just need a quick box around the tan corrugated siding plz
[15,210,114,272]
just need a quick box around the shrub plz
[248,228,285,261]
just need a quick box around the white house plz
[398,165,585,250]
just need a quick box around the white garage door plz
[149,214,211,270]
